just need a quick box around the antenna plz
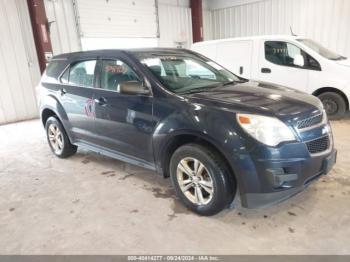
[290,26,297,36]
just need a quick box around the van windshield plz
[298,39,346,61]
[135,52,241,94]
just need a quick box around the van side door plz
[216,40,253,79]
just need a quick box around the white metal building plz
[0,0,41,124]
[203,0,350,58]
[1,0,350,125]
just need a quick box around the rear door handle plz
[59,88,67,96]
[261,68,271,73]
[94,97,107,106]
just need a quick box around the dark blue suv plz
[38,48,337,215]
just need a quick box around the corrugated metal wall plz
[44,0,193,50]
[205,0,350,57]
[75,0,158,38]
[203,9,213,40]
[0,0,41,125]
[44,0,81,55]
[158,3,193,48]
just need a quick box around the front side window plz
[265,41,302,66]
[100,59,140,91]
[65,60,97,87]
[136,53,239,94]
[265,41,321,70]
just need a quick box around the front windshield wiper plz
[222,80,236,86]
[178,87,213,95]
[330,56,347,61]
[222,79,247,86]
[180,80,244,94]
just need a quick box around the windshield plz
[298,39,346,60]
[135,52,240,94]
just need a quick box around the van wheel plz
[318,92,346,120]
[45,116,77,158]
[169,143,235,216]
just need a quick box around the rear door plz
[257,40,309,91]
[59,59,98,144]
[93,56,155,164]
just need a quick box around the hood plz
[336,58,350,67]
[187,81,323,119]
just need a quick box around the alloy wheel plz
[176,157,214,205]
[48,123,64,154]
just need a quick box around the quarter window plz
[66,60,97,87]
[100,59,140,91]
[265,41,321,70]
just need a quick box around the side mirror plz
[119,81,150,95]
[293,54,305,67]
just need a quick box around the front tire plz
[170,143,235,216]
[318,92,346,120]
[45,116,77,158]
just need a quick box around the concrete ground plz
[0,119,349,255]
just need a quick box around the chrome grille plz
[297,113,323,129]
[306,136,330,154]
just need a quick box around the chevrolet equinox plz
[38,48,337,216]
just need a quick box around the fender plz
[151,106,253,197]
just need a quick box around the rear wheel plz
[45,116,77,158]
[170,143,235,216]
[318,92,346,120]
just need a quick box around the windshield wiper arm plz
[223,81,236,86]
[180,89,211,95]
[331,56,347,61]
[179,86,218,95]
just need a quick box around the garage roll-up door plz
[76,0,158,38]
[0,0,40,125]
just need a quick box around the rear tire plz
[169,143,236,216]
[318,92,346,120]
[45,116,77,158]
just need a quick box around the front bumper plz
[236,139,337,209]
[244,149,337,208]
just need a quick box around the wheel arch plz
[41,108,57,127]
[157,132,238,188]
[40,95,74,142]
[312,87,349,110]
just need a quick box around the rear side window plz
[265,41,321,70]
[61,60,97,87]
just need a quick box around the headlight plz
[237,114,296,146]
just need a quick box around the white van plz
[192,35,350,119]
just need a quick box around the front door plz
[59,59,98,144]
[93,58,155,164]
[258,40,309,91]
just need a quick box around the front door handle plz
[261,68,271,73]
[94,97,107,106]
[60,88,67,96]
